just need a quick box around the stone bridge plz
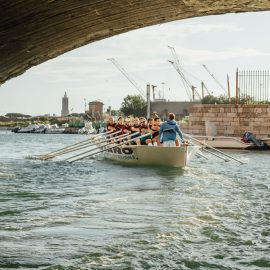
[1,0,270,84]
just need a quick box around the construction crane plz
[168,46,201,101]
[107,58,146,99]
[181,67,211,98]
[202,64,227,95]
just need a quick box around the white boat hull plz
[46,128,66,134]
[260,138,270,147]
[192,136,255,149]
[102,145,200,167]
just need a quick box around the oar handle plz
[65,132,139,162]
[38,129,120,158]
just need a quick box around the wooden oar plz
[37,130,114,159]
[42,131,131,160]
[68,132,149,163]
[184,133,245,164]
[65,132,140,162]
[202,148,230,162]
[196,150,209,160]
[38,130,119,159]
[41,130,124,160]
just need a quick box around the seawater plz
[0,132,269,270]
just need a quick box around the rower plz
[115,117,124,133]
[139,117,147,126]
[106,117,116,132]
[140,124,152,145]
[147,117,154,130]
[130,117,141,145]
[151,117,161,146]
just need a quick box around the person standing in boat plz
[159,113,185,147]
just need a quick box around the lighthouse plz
[61,92,69,117]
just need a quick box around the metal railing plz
[237,70,270,104]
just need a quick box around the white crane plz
[202,64,227,95]
[107,58,146,99]
[168,46,201,101]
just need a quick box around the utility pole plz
[84,98,87,113]
[227,74,231,103]
[236,68,239,106]
[191,86,196,101]
[152,85,156,101]
[201,82,205,99]
[146,83,151,119]
[161,82,167,99]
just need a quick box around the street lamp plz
[84,98,86,113]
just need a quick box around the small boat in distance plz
[12,124,38,133]
[45,124,65,134]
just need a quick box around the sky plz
[0,11,270,116]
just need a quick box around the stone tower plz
[61,92,69,117]
[88,100,103,120]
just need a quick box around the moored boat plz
[102,144,200,167]
[15,124,39,133]
[192,135,256,149]
[260,137,270,147]
[45,124,66,134]
[34,124,47,133]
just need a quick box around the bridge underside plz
[1,0,270,84]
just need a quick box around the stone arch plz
[1,0,270,84]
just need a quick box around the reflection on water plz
[0,133,269,269]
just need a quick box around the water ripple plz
[0,133,269,269]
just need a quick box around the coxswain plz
[159,113,185,147]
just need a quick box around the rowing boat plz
[35,130,244,166]
[101,144,200,167]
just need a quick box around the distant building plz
[150,101,200,120]
[61,92,69,117]
[88,100,103,120]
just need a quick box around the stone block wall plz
[181,104,270,138]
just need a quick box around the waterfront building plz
[61,92,69,117]
[150,101,200,120]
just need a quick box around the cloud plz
[28,20,247,83]
[3,12,270,115]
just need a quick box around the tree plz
[120,95,147,117]
[110,109,120,116]
[5,113,31,118]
